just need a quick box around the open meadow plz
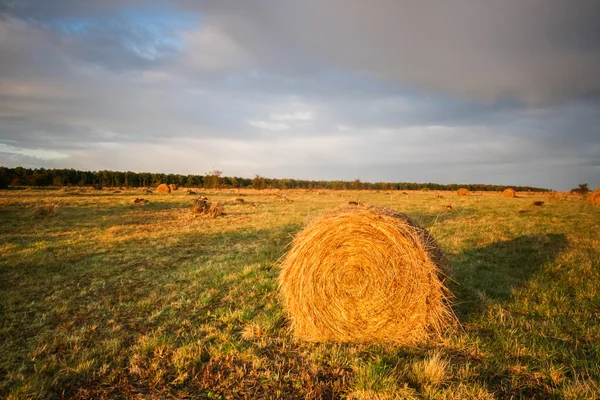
[1,188,599,399]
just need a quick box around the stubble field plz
[1,188,599,399]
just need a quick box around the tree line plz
[0,166,551,192]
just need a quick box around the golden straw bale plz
[503,188,517,198]
[457,188,470,196]
[169,184,178,191]
[589,189,600,206]
[279,205,454,345]
[156,184,170,194]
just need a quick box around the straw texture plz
[279,205,454,344]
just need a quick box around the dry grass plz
[409,352,449,387]
[1,188,599,399]
[457,188,470,196]
[31,201,59,217]
[131,198,149,205]
[279,204,454,344]
[156,184,170,194]
[503,188,517,198]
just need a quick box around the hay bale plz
[131,198,149,205]
[589,189,600,206]
[192,198,224,218]
[156,184,171,194]
[348,201,359,206]
[169,184,178,191]
[549,192,568,202]
[92,183,102,190]
[457,188,470,196]
[279,205,454,344]
[503,188,516,198]
[532,201,544,207]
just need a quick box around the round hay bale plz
[457,188,470,196]
[156,184,171,194]
[503,188,516,198]
[589,189,600,206]
[169,183,178,191]
[279,205,454,344]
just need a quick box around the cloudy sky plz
[0,1,599,190]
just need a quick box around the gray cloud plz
[196,0,600,102]
[0,1,599,190]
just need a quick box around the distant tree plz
[203,169,223,189]
[570,183,589,196]
[52,176,64,186]
[0,167,10,189]
[252,174,266,190]
[351,179,362,190]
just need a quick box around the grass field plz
[1,188,599,399]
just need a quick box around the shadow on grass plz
[449,233,567,321]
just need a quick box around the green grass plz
[1,188,599,399]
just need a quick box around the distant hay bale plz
[279,205,454,344]
[92,183,103,190]
[348,201,359,206]
[192,198,224,218]
[169,184,178,191]
[503,188,517,198]
[549,192,567,202]
[131,198,149,205]
[457,188,470,196]
[532,201,544,207]
[156,184,171,194]
[589,189,600,206]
